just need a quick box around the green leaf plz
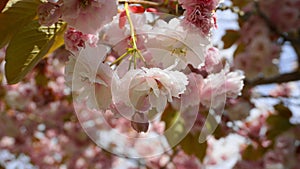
[212,124,228,139]
[222,30,240,49]
[161,105,186,146]
[5,21,65,84]
[0,0,41,48]
[274,104,292,118]
[180,133,207,162]
[161,105,180,129]
[233,43,246,58]
[161,106,207,162]
[242,144,266,161]
[266,104,293,140]
[47,23,67,55]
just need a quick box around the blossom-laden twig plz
[118,0,163,7]
[245,71,300,87]
[110,2,146,69]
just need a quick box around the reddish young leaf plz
[129,5,145,13]
[119,10,127,29]
[146,8,158,13]
[0,0,9,12]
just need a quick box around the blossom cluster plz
[233,0,300,80]
[1,0,300,168]
[234,16,281,80]
[259,0,300,33]
[179,0,221,35]
[0,48,244,168]
[65,10,244,137]
[45,0,245,160]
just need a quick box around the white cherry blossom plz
[65,45,113,110]
[111,67,189,119]
[144,18,210,69]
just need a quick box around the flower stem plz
[124,2,138,49]
[110,2,147,68]
[119,0,162,7]
[124,2,146,68]
[110,50,130,66]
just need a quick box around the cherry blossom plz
[260,0,300,32]
[145,17,209,69]
[234,16,281,80]
[111,67,189,118]
[200,66,244,109]
[203,47,224,73]
[131,112,149,133]
[65,45,112,110]
[62,0,118,34]
[3,0,300,168]
[270,83,297,98]
[64,27,99,52]
[178,0,221,35]
[205,134,246,169]
[172,150,202,169]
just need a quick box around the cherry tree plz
[0,0,299,168]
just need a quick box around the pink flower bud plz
[131,112,149,133]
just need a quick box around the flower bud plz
[131,112,149,133]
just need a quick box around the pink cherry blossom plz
[224,70,245,98]
[203,47,224,73]
[172,150,202,169]
[234,16,281,80]
[3,0,300,167]
[146,17,209,69]
[65,45,113,110]
[205,135,246,168]
[99,12,152,57]
[260,0,300,32]
[180,73,203,111]
[64,27,99,52]
[130,112,149,133]
[179,0,220,11]
[200,67,244,109]
[112,67,189,117]
[178,0,220,35]
[62,0,117,34]
[234,160,264,169]
[270,83,296,98]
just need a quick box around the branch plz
[291,42,300,71]
[246,71,300,87]
[216,4,245,17]
[118,0,162,6]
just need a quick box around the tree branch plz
[216,4,245,17]
[291,42,300,71]
[118,0,162,7]
[246,71,300,87]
